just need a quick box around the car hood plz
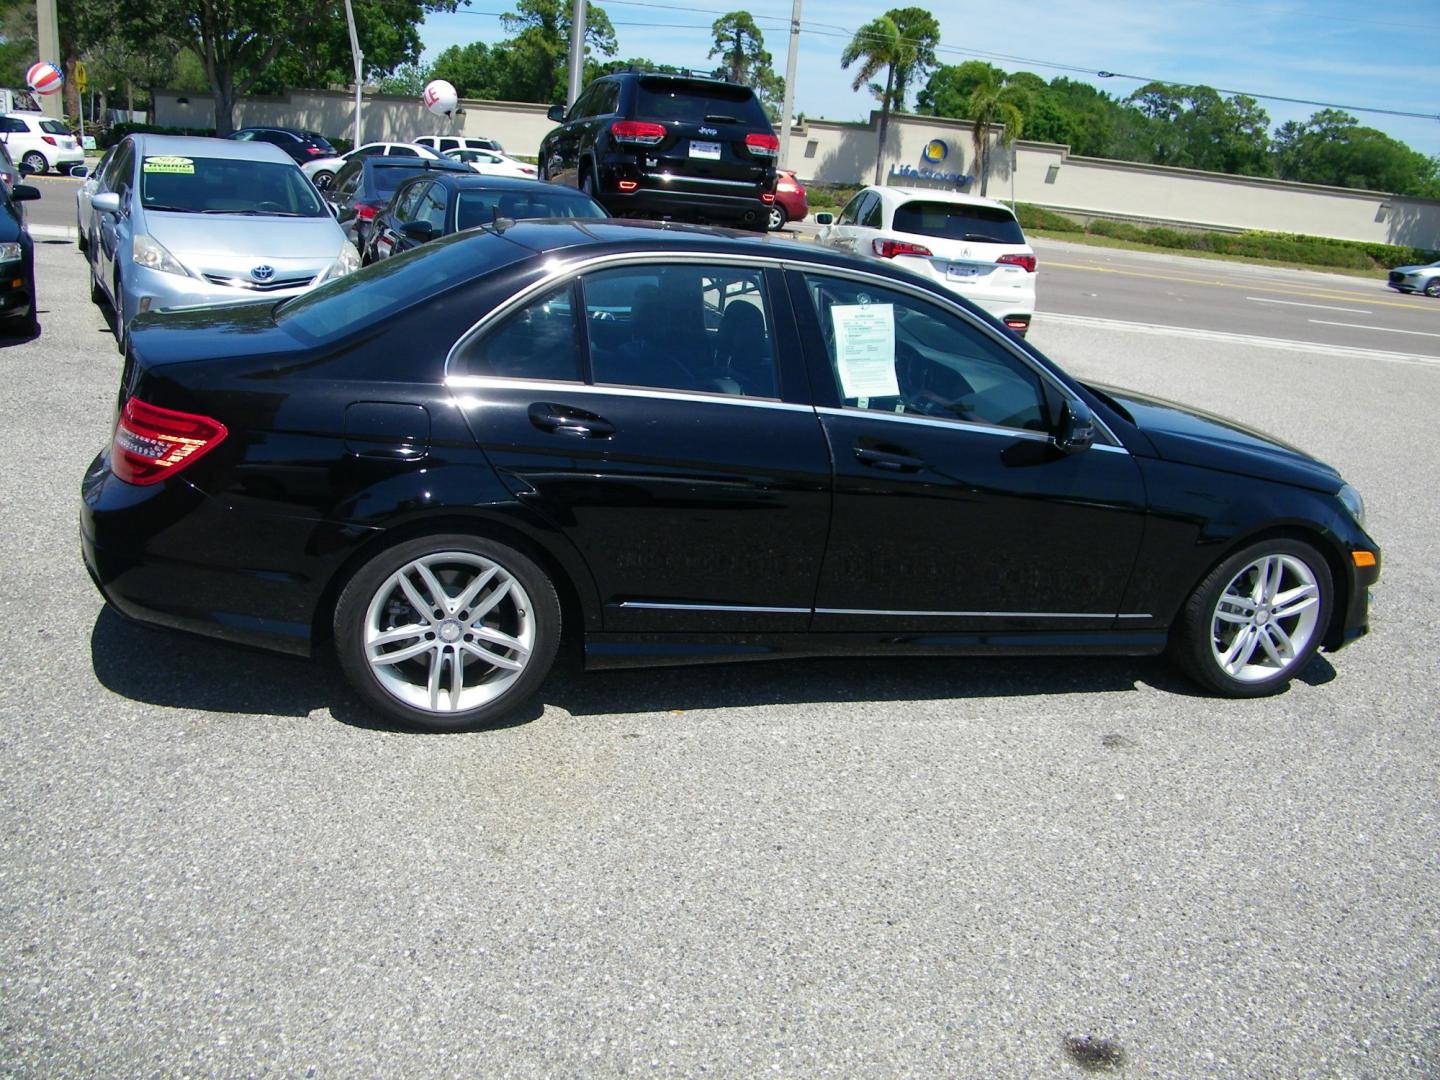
[1093,384,1342,492]
[1391,262,1440,275]
[145,212,344,261]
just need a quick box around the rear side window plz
[39,119,70,136]
[451,282,582,381]
[634,79,770,126]
[892,201,1025,245]
[455,189,604,229]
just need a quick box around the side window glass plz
[416,185,448,231]
[582,265,777,397]
[438,138,458,153]
[231,130,254,141]
[837,192,865,226]
[391,146,419,158]
[109,144,135,197]
[599,83,620,114]
[801,273,1046,431]
[354,145,381,158]
[860,194,882,228]
[335,162,361,196]
[393,181,427,221]
[452,282,582,382]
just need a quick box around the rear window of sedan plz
[635,79,770,126]
[456,189,605,230]
[140,156,327,217]
[892,201,1025,245]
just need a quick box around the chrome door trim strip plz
[445,375,818,414]
[644,173,756,189]
[814,405,1051,445]
[617,601,810,614]
[616,600,1153,619]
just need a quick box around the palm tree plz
[841,15,916,185]
[967,69,1025,196]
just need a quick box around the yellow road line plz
[1044,259,1433,312]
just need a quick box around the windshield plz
[635,80,770,126]
[139,156,327,217]
[892,201,1026,245]
[456,190,604,229]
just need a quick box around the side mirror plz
[1053,398,1097,454]
[10,183,39,202]
[69,164,88,178]
[546,104,566,123]
[16,161,33,177]
[90,191,122,214]
[814,212,834,226]
[399,220,436,242]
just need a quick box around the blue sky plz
[418,0,1440,157]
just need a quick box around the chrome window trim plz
[617,600,1154,619]
[780,260,1126,449]
[445,374,816,414]
[444,249,788,378]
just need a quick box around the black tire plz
[312,170,335,191]
[333,534,561,732]
[20,152,46,176]
[1169,537,1332,697]
[3,312,36,338]
[113,270,128,354]
[88,255,103,305]
[1425,279,1440,298]
[77,219,87,254]
[580,168,597,199]
[765,203,787,231]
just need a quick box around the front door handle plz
[529,402,615,439]
[854,446,924,472]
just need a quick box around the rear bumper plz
[595,157,772,224]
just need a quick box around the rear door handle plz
[854,447,924,472]
[529,402,615,439]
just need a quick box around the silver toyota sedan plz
[88,134,359,351]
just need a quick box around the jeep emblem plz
[699,126,717,136]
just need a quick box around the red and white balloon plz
[421,80,458,117]
[26,61,63,96]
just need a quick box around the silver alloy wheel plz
[1209,553,1321,683]
[313,171,334,190]
[766,204,785,231]
[363,550,536,714]
[21,151,45,175]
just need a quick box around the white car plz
[442,148,537,178]
[815,186,1037,335]
[415,135,505,155]
[302,141,439,190]
[0,112,84,175]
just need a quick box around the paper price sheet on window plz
[831,302,899,399]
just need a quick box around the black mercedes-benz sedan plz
[81,220,1380,730]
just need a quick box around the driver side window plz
[801,273,1047,432]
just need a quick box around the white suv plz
[0,113,83,174]
[414,135,505,155]
[816,186,1037,334]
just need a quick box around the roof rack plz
[622,65,737,84]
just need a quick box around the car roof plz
[872,186,1016,212]
[364,155,470,173]
[428,174,567,192]
[130,134,295,165]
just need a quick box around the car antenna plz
[489,207,515,234]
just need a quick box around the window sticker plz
[143,156,194,175]
[831,302,898,398]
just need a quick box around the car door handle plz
[529,402,615,438]
[854,447,924,472]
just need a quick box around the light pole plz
[566,0,586,107]
[35,0,62,120]
[778,0,800,170]
[344,0,364,147]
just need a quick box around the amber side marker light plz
[1351,551,1377,568]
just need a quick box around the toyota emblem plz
[250,264,276,283]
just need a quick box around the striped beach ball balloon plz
[26,61,63,96]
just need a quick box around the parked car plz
[302,141,440,190]
[0,175,41,334]
[442,147,538,178]
[227,127,335,164]
[768,169,807,231]
[816,186,1037,335]
[81,219,1380,732]
[324,154,472,251]
[75,144,114,254]
[0,112,83,174]
[0,138,21,191]
[87,134,359,353]
[1385,260,1440,297]
[363,172,604,262]
[539,71,778,229]
[415,135,506,155]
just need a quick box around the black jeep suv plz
[539,72,779,230]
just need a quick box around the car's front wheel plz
[1170,537,1332,697]
[1425,279,1440,298]
[334,535,561,731]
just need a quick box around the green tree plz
[884,7,939,113]
[498,0,616,103]
[963,64,1025,195]
[840,13,915,184]
[707,11,782,117]
[1274,108,1439,195]
[378,61,434,97]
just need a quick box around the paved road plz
[2,236,1437,1078]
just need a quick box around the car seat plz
[713,302,774,396]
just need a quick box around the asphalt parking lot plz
[2,238,1437,1077]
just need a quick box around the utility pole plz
[778,0,800,170]
[35,0,62,120]
[566,0,586,107]
[344,0,364,147]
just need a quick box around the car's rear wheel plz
[76,217,87,253]
[112,269,128,354]
[765,204,787,231]
[1170,537,1332,697]
[1425,279,1440,298]
[312,170,335,191]
[334,535,561,731]
[20,152,46,175]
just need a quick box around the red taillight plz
[611,120,666,144]
[873,238,932,259]
[112,398,228,486]
[41,135,56,146]
[353,202,379,221]
[997,253,1037,272]
[745,132,779,157]
[305,146,325,156]
[761,192,775,203]
[617,180,638,192]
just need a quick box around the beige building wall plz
[155,89,1440,249]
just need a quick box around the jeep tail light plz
[612,120,666,145]
[997,253,1037,272]
[617,180,638,192]
[745,133,779,157]
[112,398,228,486]
[873,238,932,259]
[41,136,56,146]
[761,192,775,203]
[353,202,380,221]
[305,146,325,156]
